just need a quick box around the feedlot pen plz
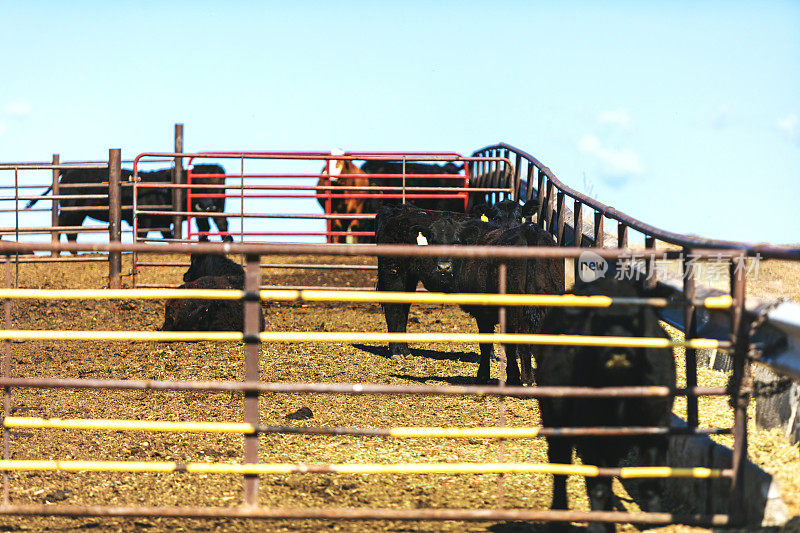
[0,142,798,531]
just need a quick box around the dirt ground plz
[0,253,797,532]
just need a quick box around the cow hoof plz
[587,523,614,533]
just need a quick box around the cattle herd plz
[30,157,678,526]
[26,164,231,241]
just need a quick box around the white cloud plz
[3,101,32,117]
[777,113,798,140]
[578,135,643,177]
[597,109,631,129]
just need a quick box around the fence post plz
[728,254,749,525]
[51,154,60,256]
[683,249,699,427]
[572,200,583,284]
[173,123,184,241]
[243,254,261,505]
[108,149,122,289]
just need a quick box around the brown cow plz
[317,150,371,243]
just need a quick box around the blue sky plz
[1,1,798,244]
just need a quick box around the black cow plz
[163,253,261,332]
[162,275,265,332]
[361,160,466,214]
[25,168,173,241]
[375,203,562,385]
[537,277,676,528]
[25,164,232,242]
[187,164,233,242]
[469,199,535,225]
[183,253,245,283]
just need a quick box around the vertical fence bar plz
[488,151,497,204]
[645,235,657,289]
[496,262,507,508]
[594,211,604,248]
[172,124,184,241]
[525,163,535,203]
[617,223,628,249]
[108,149,122,289]
[2,255,11,505]
[728,254,749,525]
[536,170,545,228]
[512,153,521,202]
[683,249,698,428]
[51,154,60,255]
[240,156,245,244]
[555,192,565,245]
[401,157,407,205]
[243,254,261,506]
[323,159,332,244]
[544,181,554,233]
[573,200,583,284]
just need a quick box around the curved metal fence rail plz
[0,241,757,528]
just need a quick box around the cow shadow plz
[390,373,478,386]
[351,343,479,364]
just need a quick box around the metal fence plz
[130,151,514,288]
[1,139,799,527]
[0,239,773,527]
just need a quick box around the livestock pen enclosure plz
[0,247,795,532]
[0,137,799,532]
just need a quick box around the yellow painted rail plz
[0,289,733,309]
[0,460,724,478]
[0,330,723,349]
[3,417,547,438]
[3,417,253,434]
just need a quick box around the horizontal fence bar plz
[134,262,378,271]
[0,377,727,397]
[0,330,727,349]
[2,417,730,437]
[0,241,775,260]
[0,460,727,478]
[0,288,733,309]
[0,504,731,526]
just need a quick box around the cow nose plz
[195,200,215,212]
[436,260,453,273]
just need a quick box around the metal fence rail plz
[0,241,763,528]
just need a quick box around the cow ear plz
[521,200,536,218]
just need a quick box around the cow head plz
[409,218,465,278]
[188,164,225,213]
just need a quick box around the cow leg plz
[503,308,524,386]
[585,477,615,533]
[195,217,210,242]
[211,214,233,242]
[58,211,83,251]
[518,344,534,385]
[638,438,666,512]
[379,263,416,358]
[475,315,497,384]
[546,436,571,512]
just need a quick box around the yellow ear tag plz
[480,214,489,222]
[416,232,428,246]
